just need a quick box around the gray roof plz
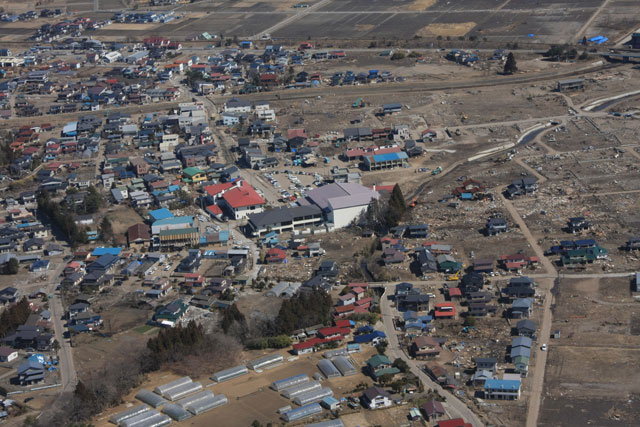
[248,205,322,228]
[304,183,378,211]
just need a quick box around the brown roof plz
[0,346,16,357]
[127,223,150,242]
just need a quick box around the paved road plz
[379,286,485,427]
[47,254,77,394]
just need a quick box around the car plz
[541,344,547,351]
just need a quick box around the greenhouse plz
[153,376,193,396]
[293,387,334,406]
[271,373,309,391]
[317,359,341,378]
[281,403,323,422]
[331,356,357,376]
[162,403,192,421]
[184,393,228,415]
[163,381,203,401]
[211,365,249,382]
[109,404,150,425]
[323,348,348,359]
[118,410,171,427]
[135,389,168,408]
[281,381,321,399]
[176,390,214,409]
[305,420,345,427]
[247,353,284,370]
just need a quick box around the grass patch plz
[134,325,155,334]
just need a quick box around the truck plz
[432,166,443,175]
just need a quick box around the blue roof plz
[149,208,174,221]
[367,152,409,163]
[484,379,520,391]
[92,247,122,257]
[152,216,193,227]
[322,396,339,405]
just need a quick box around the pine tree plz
[503,52,518,75]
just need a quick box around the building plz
[474,357,497,373]
[483,379,521,400]
[157,228,199,251]
[557,78,584,92]
[219,181,266,220]
[366,354,399,379]
[127,223,151,247]
[516,319,536,337]
[421,399,445,421]
[567,216,591,233]
[363,152,409,171]
[505,177,538,198]
[302,183,379,229]
[17,360,45,385]
[486,218,508,236]
[246,205,323,237]
[0,346,18,362]
[361,386,392,409]
[411,336,441,359]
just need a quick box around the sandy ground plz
[407,0,436,12]
[417,22,477,37]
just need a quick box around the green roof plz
[159,227,199,237]
[367,354,391,368]
[374,367,401,378]
[513,355,530,365]
[182,167,204,177]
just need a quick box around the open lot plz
[539,277,640,426]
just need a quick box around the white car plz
[541,344,547,351]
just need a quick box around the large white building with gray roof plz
[301,182,379,229]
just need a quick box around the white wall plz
[329,205,368,229]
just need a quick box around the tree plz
[99,216,113,242]
[385,184,407,228]
[503,52,517,75]
[376,341,388,355]
[393,358,409,373]
[390,52,406,60]
[83,186,103,214]
[3,257,19,274]
[52,339,61,352]
[464,316,477,327]
[378,373,394,385]
[581,36,587,45]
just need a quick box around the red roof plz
[369,184,396,192]
[222,183,265,208]
[266,248,286,259]
[206,204,222,215]
[447,288,462,297]
[435,303,456,318]
[204,182,234,197]
[355,297,372,307]
[334,319,352,328]
[293,337,324,351]
[349,282,368,288]
[335,304,355,314]
[287,128,307,139]
[438,419,472,427]
[352,286,365,294]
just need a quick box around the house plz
[510,298,533,319]
[437,419,473,427]
[470,369,494,386]
[395,282,414,296]
[416,248,438,275]
[475,357,497,373]
[405,224,429,238]
[0,287,20,304]
[434,302,456,319]
[0,346,18,362]
[483,378,521,400]
[513,355,530,376]
[127,223,151,247]
[361,386,392,409]
[398,293,430,312]
[219,181,266,220]
[152,299,188,327]
[366,354,399,379]
[516,319,536,338]
[505,177,538,198]
[567,216,591,233]
[473,259,494,274]
[318,260,339,278]
[17,360,45,385]
[411,336,441,359]
[421,399,445,421]
[338,293,356,306]
[486,218,508,236]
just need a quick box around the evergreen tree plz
[503,52,518,74]
[99,216,113,242]
[3,257,19,274]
